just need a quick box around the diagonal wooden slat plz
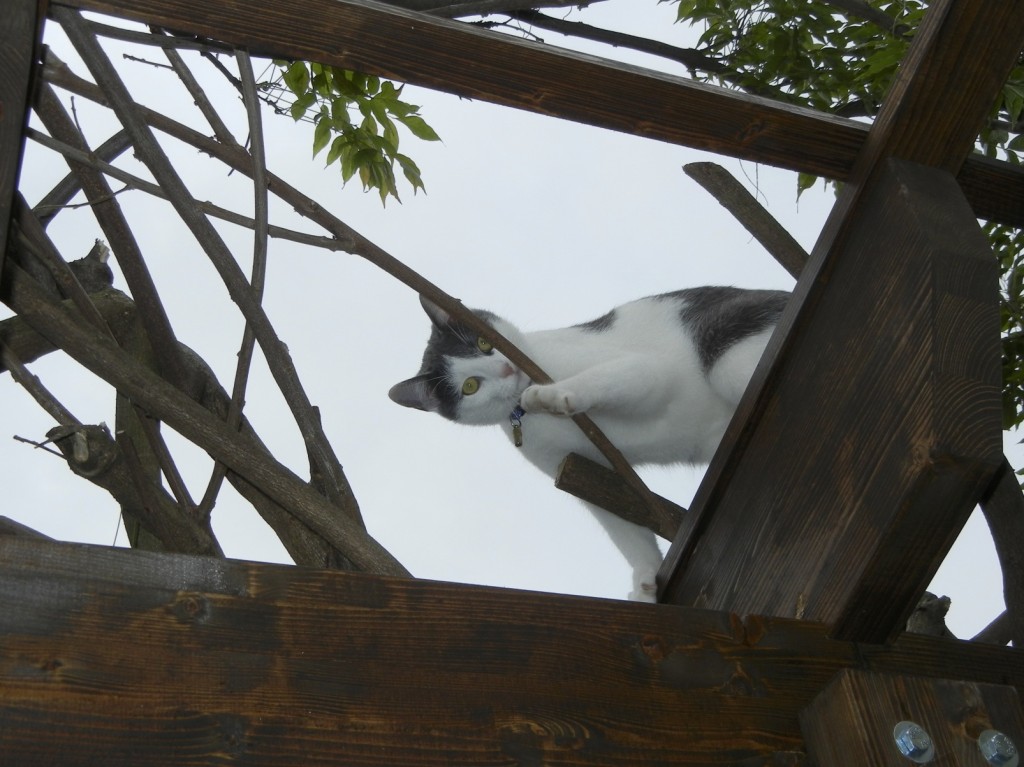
[660,0,1024,644]
[54,0,1024,228]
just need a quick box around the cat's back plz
[525,287,788,373]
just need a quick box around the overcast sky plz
[3,2,1011,637]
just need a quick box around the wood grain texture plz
[0,538,1021,766]
[800,670,1024,766]
[0,0,45,292]
[661,159,1002,643]
[555,452,687,541]
[661,0,1021,642]
[52,0,1024,228]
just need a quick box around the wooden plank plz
[661,159,1002,643]
[56,0,1024,228]
[0,538,1021,766]
[661,0,1023,642]
[0,0,45,292]
[800,670,1024,766]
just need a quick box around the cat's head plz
[389,296,529,425]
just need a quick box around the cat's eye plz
[476,337,493,354]
[461,377,480,396]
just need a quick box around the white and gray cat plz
[389,287,788,601]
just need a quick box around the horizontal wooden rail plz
[52,0,1024,227]
[0,537,1020,765]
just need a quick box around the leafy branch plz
[266,60,440,203]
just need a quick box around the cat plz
[388,287,789,601]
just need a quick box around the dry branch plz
[683,162,809,279]
[55,6,366,531]
[42,35,676,539]
[3,262,409,576]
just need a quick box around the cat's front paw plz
[521,383,586,415]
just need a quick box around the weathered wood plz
[683,162,809,280]
[54,0,1024,228]
[0,538,1021,766]
[555,452,687,541]
[661,159,1002,643]
[0,0,45,292]
[800,670,1024,766]
[661,0,1022,642]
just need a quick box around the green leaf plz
[282,61,310,98]
[326,135,346,167]
[313,113,332,158]
[290,92,317,121]
[397,114,441,142]
[796,172,818,198]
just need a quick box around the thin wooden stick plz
[5,262,409,576]
[683,162,809,279]
[27,128,345,251]
[44,34,675,538]
[56,6,365,530]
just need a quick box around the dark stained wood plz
[55,0,1024,228]
[661,159,1002,643]
[661,0,1023,643]
[0,538,1021,766]
[555,452,687,541]
[0,0,45,292]
[800,670,1024,766]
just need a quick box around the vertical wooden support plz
[0,0,44,289]
[661,159,1002,643]
[800,669,1024,766]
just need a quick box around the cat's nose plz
[500,363,516,378]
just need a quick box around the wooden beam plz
[661,0,1023,643]
[52,0,1024,228]
[661,159,1003,643]
[0,538,1021,766]
[800,670,1024,766]
[0,0,46,292]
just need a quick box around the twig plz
[33,129,132,227]
[45,31,674,544]
[683,162,809,279]
[160,34,236,144]
[85,19,232,53]
[34,81,191,389]
[16,195,202,537]
[1,340,81,426]
[28,128,345,251]
[12,435,71,459]
[56,6,365,531]
[5,262,408,576]
[199,48,271,520]
[509,9,727,73]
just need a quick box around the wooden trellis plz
[1,0,1023,764]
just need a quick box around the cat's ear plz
[419,295,451,330]
[388,375,442,412]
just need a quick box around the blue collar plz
[509,405,525,447]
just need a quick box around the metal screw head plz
[893,721,935,763]
[979,730,1019,767]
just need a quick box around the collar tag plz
[509,405,525,448]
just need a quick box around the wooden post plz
[660,159,1002,644]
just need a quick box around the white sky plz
[3,2,1011,638]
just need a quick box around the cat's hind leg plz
[585,503,663,602]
